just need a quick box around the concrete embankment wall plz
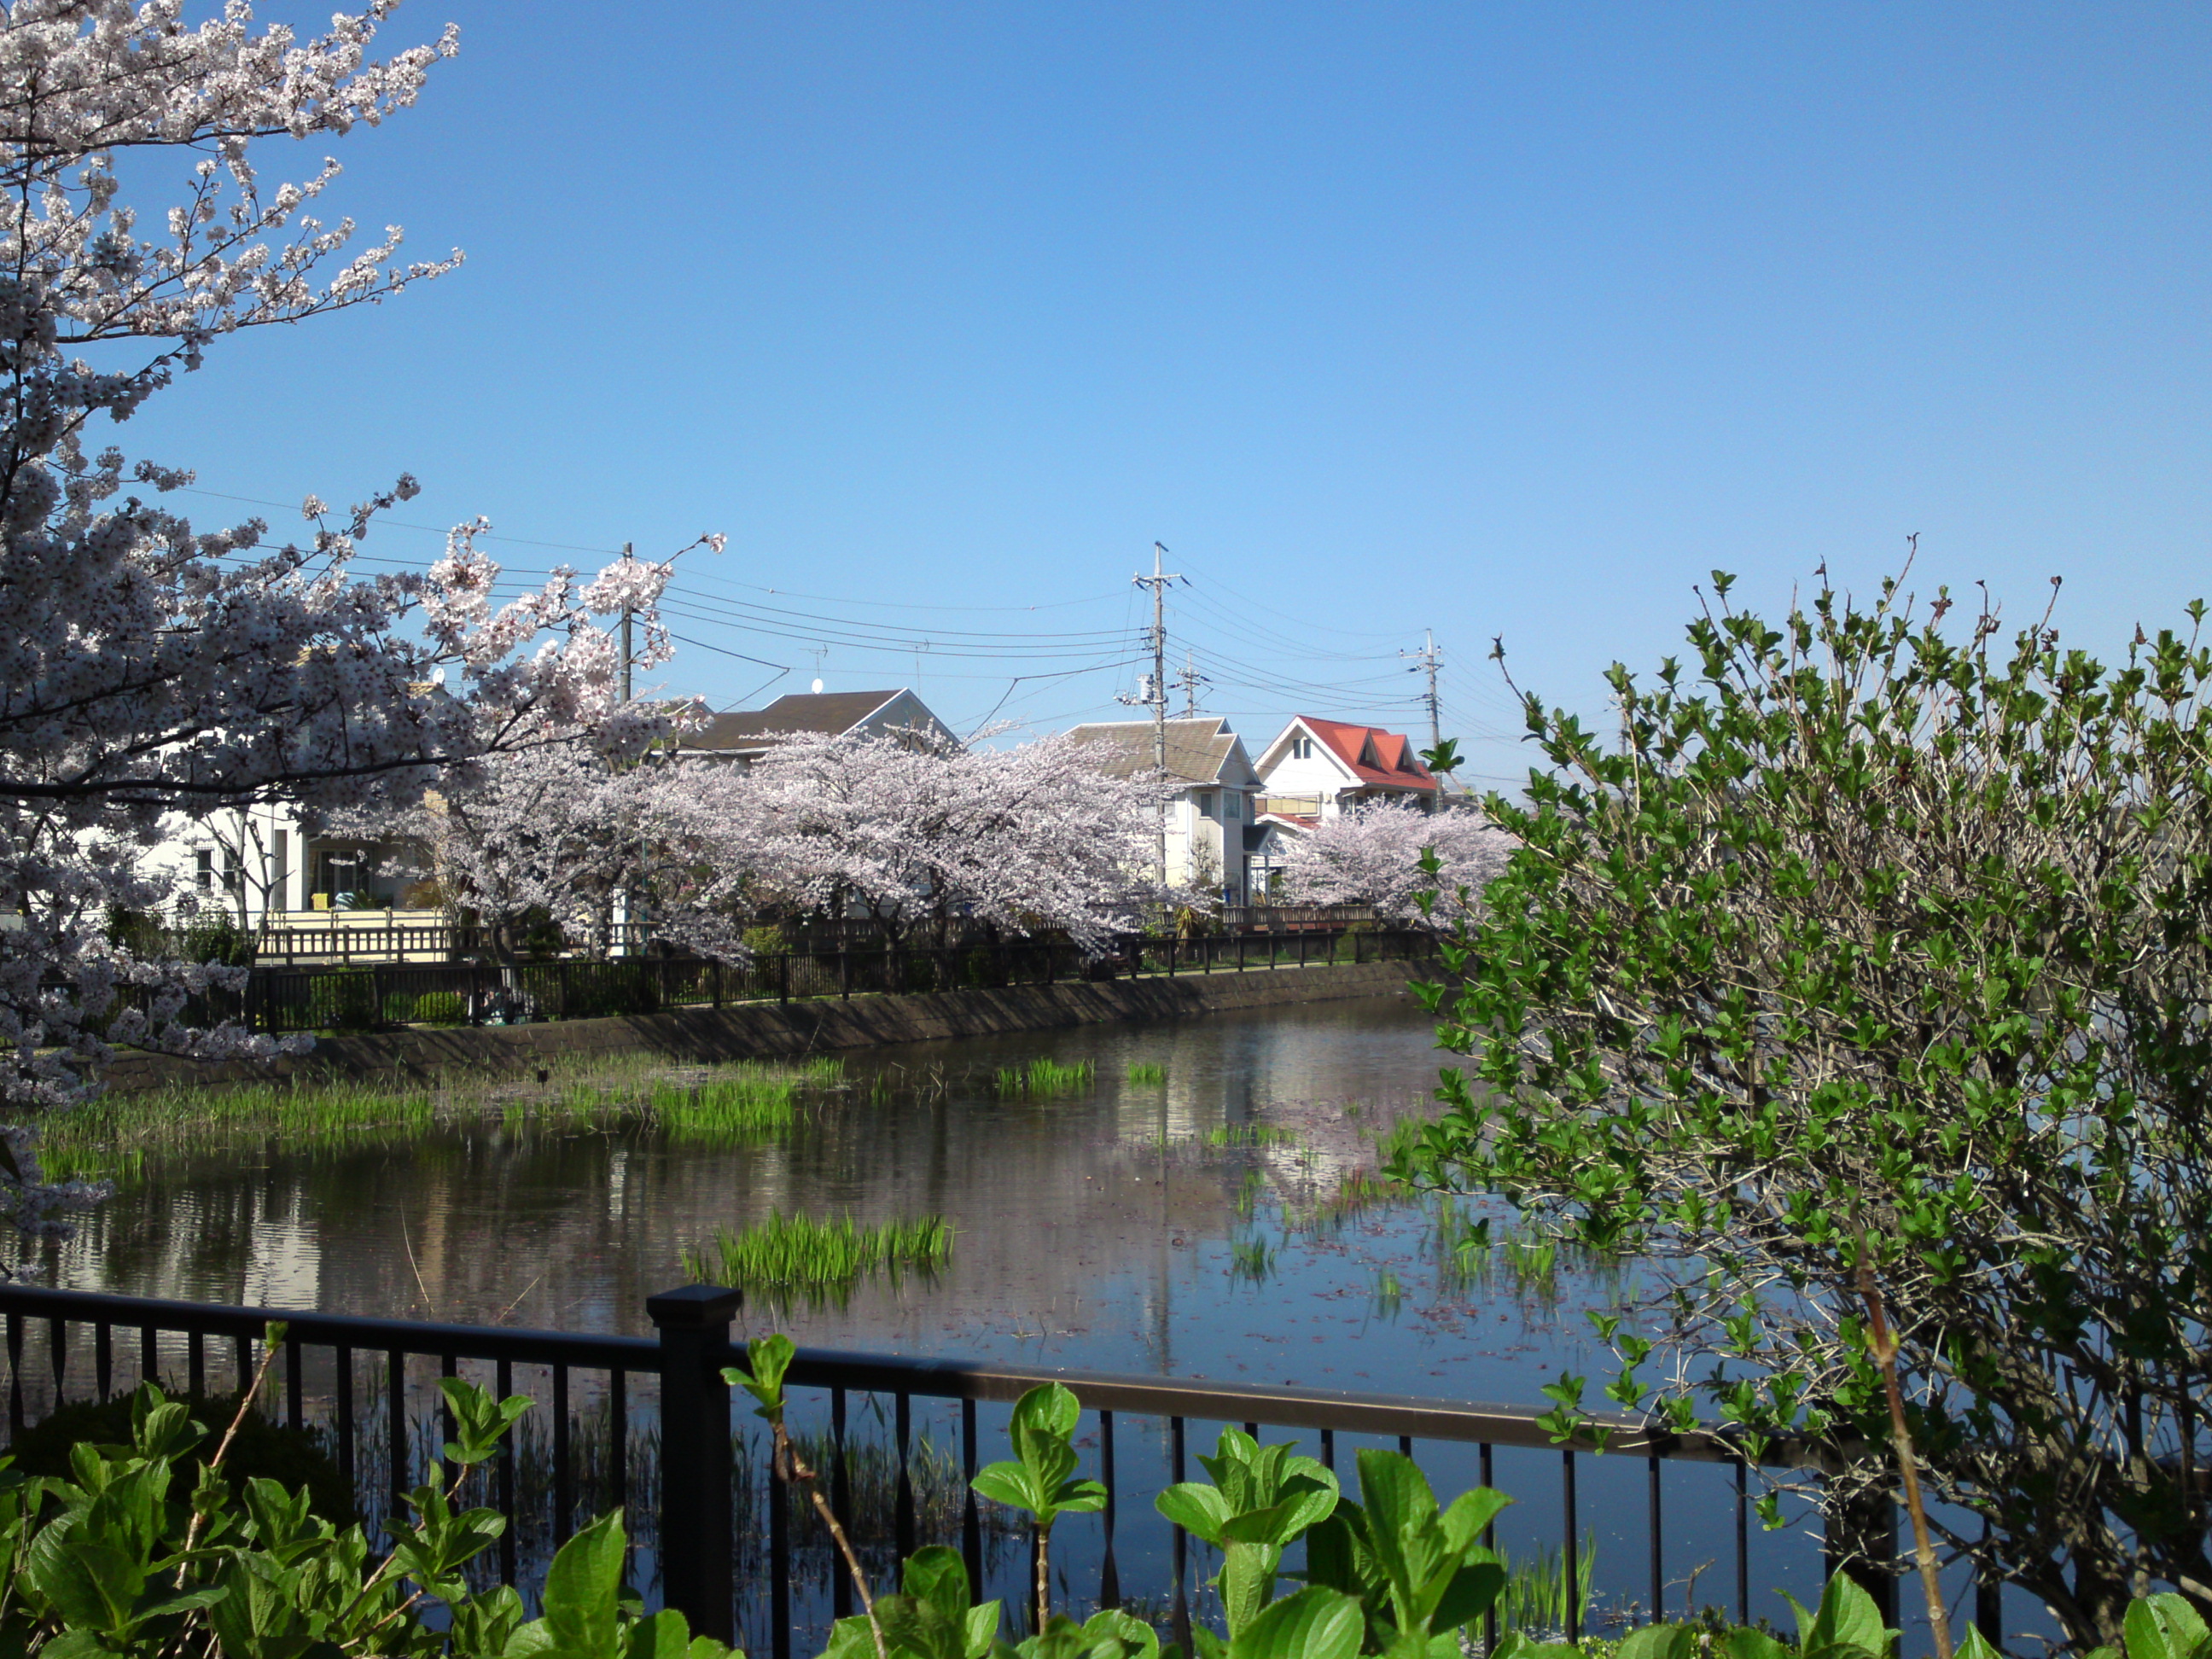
[102,959,1424,1092]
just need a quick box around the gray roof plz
[688,690,903,752]
[1063,719,1260,788]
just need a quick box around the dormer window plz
[1289,735,1314,760]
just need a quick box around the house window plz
[1196,791,1217,818]
[1290,736,1314,760]
[194,849,212,890]
[1225,792,1243,821]
[271,830,289,911]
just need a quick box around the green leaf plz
[540,1510,628,1658]
[1617,1626,1696,1659]
[970,1462,1045,1516]
[1427,1563,1505,1635]
[1155,1483,1232,1545]
[904,1545,974,1624]
[1081,1609,1161,1659]
[725,1335,797,1423]
[1225,1586,1365,1659]
[1723,1627,1794,1659]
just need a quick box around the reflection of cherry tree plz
[737,730,1175,951]
[0,3,705,1257]
[1277,801,1515,926]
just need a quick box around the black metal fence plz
[196,927,1435,1036]
[0,1279,1816,1656]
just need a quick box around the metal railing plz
[244,910,1385,966]
[158,927,1433,1036]
[0,1279,1815,1656]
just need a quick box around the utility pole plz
[1402,629,1442,752]
[1126,542,1181,888]
[619,542,635,706]
[1174,649,1208,718]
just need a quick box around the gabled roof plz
[1270,716,1439,793]
[1063,718,1260,789]
[689,690,902,750]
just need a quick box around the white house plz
[1062,717,1262,904]
[137,797,427,929]
[679,687,958,765]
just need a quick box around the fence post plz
[778,952,789,1007]
[647,1284,742,1643]
[840,945,851,1001]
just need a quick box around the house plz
[680,688,958,765]
[1062,718,1262,904]
[137,799,422,928]
[1251,716,1440,824]
[1243,718,1441,899]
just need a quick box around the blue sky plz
[120,3,2209,786]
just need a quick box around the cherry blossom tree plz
[0,4,713,1249]
[358,736,756,966]
[735,728,1174,952]
[1275,800,1514,926]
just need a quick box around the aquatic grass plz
[647,1070,798,1138]
[1288,1166,1408,1235]
[681,1211,955,1310]
[1231,1167,1265,1217]
[1206,1122,1295,1148]
[50,1052,848,1185]
[1433,1196,1622,1313]
[1229,1235,1277,1283]
[1485,1534,1597,1639]
[992,1057,1095,1097]
[40,1080,438,1181]
[1371,1267,1404,1319]
[1125,1062,1167,1085]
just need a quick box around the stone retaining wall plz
[102,958,1425,1091]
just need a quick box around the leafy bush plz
[310,969,381,1031]
[413,990,469,1025]
[561,963,661,1019]
[0,1365,735,1659]
[6,1389,355,1528]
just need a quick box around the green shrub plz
[412,989,469,1025]
[958,946,1010,988]
[7,1390,355,1528]
[310,969,380,1030]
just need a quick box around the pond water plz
[39,993,1861,1644]
[46,996,1609,1395]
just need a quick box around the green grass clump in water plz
[49,1052,852,1185]
[992,1057,1095,1097]
[648,1072,794,1138]
[1126,1062,1167,1085]
[1486,1534,1597,1639]
[41,1080,436,1181]
[681,1211,954,1310]
[1206,1122,1295,1148]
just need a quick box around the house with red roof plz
[1245,718,1440,896]
[1252,717,1440,823]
